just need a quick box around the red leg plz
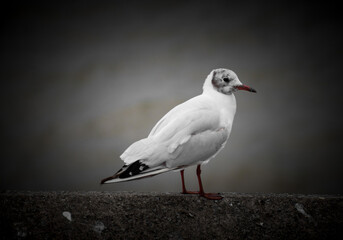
[180,170,199,194]
[196,165,223,200]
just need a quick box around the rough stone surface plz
[1,191,343,239]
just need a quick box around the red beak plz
[236,84,257,93]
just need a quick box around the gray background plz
[1,1,343,194]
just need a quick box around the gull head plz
[204,68,256,95]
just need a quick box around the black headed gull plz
[101,68,256,200]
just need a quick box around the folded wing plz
[121,96,229,168]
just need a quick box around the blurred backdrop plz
[1,0,343,194]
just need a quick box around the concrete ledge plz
[1,191,343,239]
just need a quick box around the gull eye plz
[223,77,229,83]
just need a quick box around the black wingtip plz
[100,176,115,184]
[100,164,129,184]
[118,160,149,179]
[100,161,149,184]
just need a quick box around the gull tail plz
[100,160,174,184]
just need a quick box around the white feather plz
[119,71,237,171]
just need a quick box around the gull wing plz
[120,95,229,168]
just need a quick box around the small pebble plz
[93,221,106,234]
[62,211,72,221]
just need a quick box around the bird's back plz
[120,92,236,168]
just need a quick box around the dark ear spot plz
[212,76,220,88]
[213,71,216,77]
[211,71,216,86]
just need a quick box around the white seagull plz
[101,68,256,200]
